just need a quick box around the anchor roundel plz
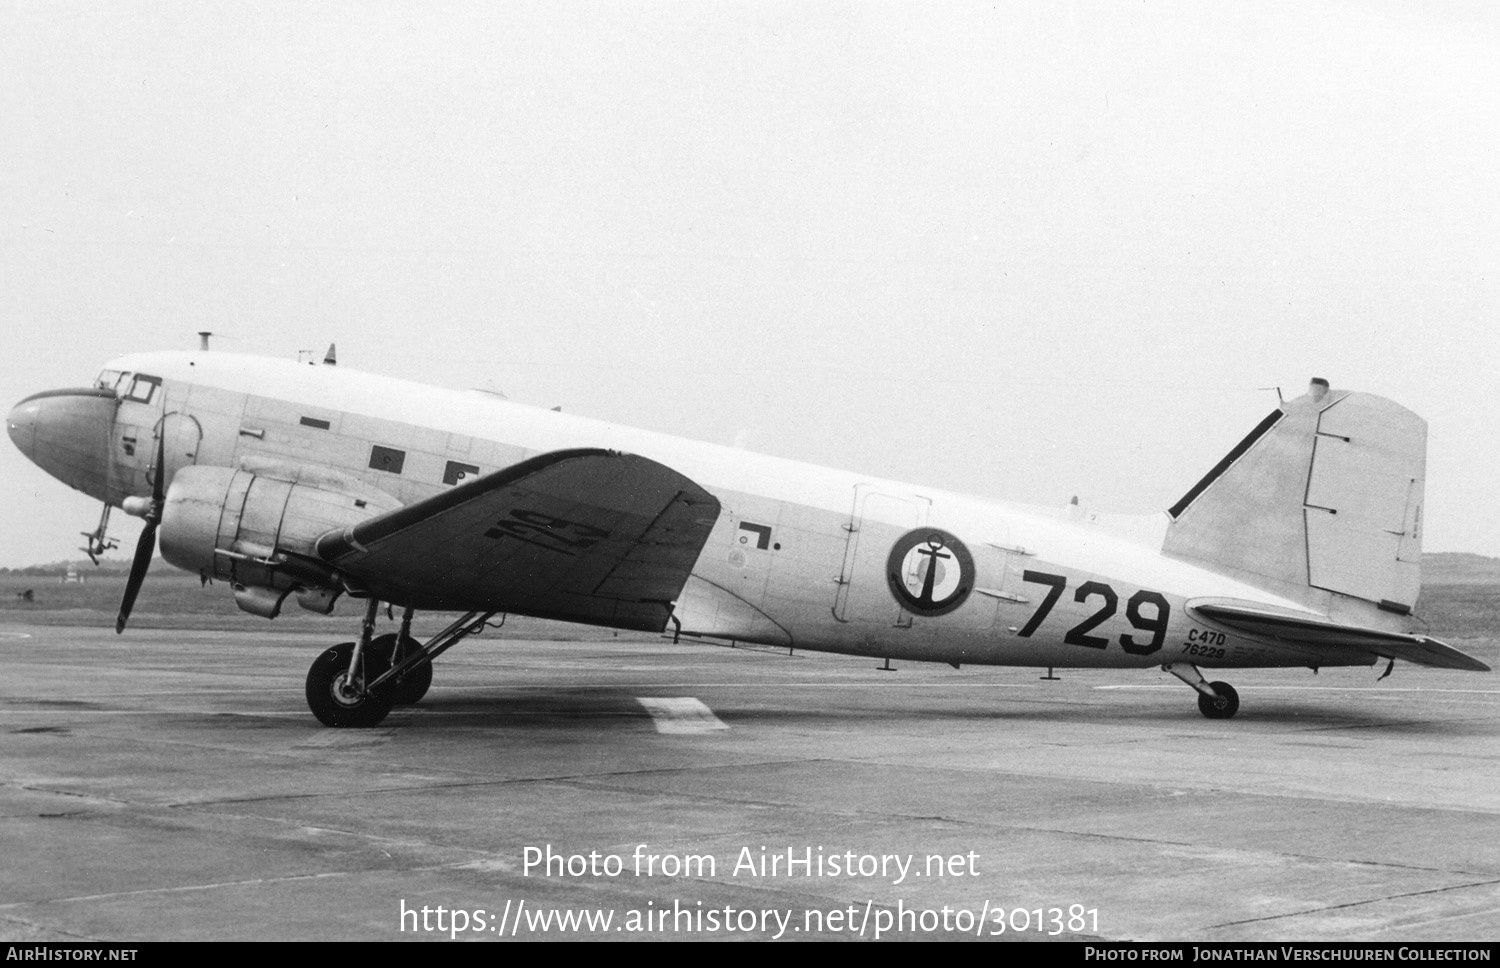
[885,528,975,617]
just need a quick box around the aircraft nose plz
[6,398,38,453]
[8,387,119,500]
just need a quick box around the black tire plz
[306,641,396,728]
[374,632,433,706]
[1197,681,1240,720]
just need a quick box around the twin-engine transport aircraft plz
[7,353,1488,726]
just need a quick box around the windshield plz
[95,369,130,393]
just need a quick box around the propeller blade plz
[116,518,157,634]
[151,420,167,502]
[118,423,168,634]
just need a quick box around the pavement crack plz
[0,913,100,942]
[0,868,451,908]
[1207,877,1500,929]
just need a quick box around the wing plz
[316,448,722,631]
[1189,599,1491,672]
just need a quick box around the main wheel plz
[371,632,433,706]
[306,641,396,728]
[1197,681,1240,720]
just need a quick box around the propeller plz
[117,426,166,634]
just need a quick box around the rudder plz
[1163,384,1425,614]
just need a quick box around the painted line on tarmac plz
[637,697,728,734]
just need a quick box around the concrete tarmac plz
[1,623,1496,942]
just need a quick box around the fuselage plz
[8,350,1372,671]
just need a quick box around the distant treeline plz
[1,558,155,577]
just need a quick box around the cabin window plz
[300,416,332,430]
[369,445,406,474]
[125,374,161,404]
[444,461,480,485]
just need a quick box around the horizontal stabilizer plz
[1190,599,1490,672]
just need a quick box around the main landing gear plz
[305,600,497,728]
[1163,662,1240,720]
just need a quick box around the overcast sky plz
[3,1,1497,571]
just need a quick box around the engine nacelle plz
[160,463,402,610]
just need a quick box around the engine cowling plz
[160,462,402,615]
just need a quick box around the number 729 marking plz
[1017,570,1170,656]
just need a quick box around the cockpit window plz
[96,370,130,393]
[125,374,161,404]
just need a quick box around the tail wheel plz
[306,641,396,728]
[373,632,434,706]
[1197,681,1240,720]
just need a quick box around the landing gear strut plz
[304,603,496,727]
[1163,662,1240,720]
[307,598,395,728]
[79,503,118,564]
[376,606,431,706]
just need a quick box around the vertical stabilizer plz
[1163,385,1425,613]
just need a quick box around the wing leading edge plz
[316,448,722,631]
[1189,599,1490,672]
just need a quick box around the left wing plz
[316,448,722,631]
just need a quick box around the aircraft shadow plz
[375,690,1496,737]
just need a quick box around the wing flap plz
[316,448,722,631]
[1189,599,1490,672]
